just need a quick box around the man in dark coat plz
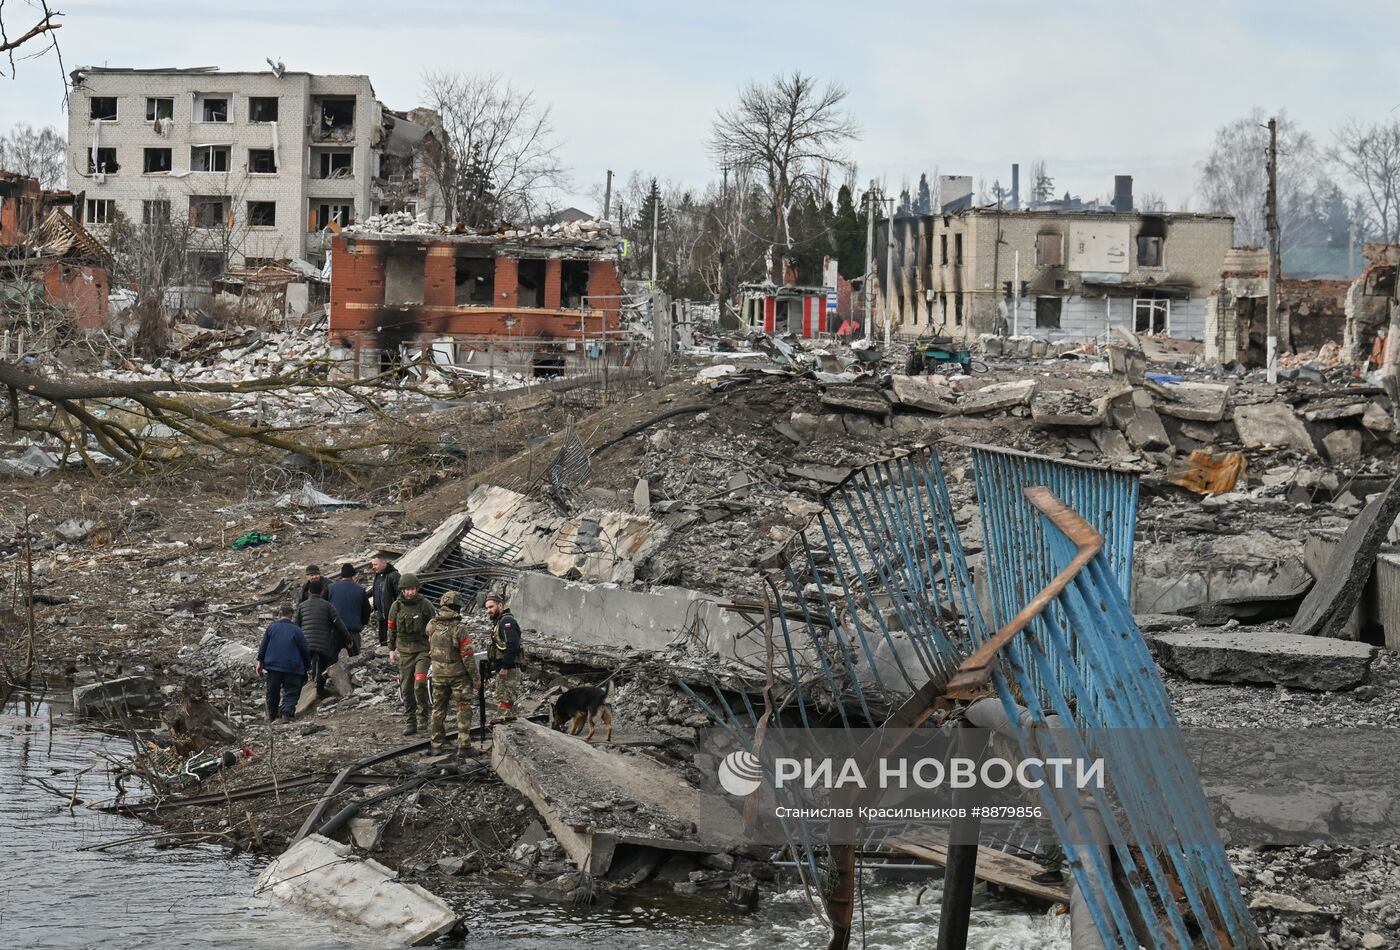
[298,565,327,604]
[293,580,350,695]
[327,562,371,654]
[369,551,400,648]
[257,604,310,723]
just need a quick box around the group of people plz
[255,551,523,755]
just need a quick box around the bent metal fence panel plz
[682,446,1259,948]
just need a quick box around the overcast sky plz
[5,0,1398,211]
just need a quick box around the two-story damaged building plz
[874,204,1234,343]
[65,66,445,271]
[327,221,624,378]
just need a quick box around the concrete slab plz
[889,374,959,414]
[1029,389,1114,427]
[1292,476,1400,639]
[959,379,1036,415]
[490,720,744,875]
[1322,429,1362,466]
[820,384,891,417]
[1376,552,1400,653]
[1301,397,1367,422]
[396,512,473,577]
[1149,628,1375,691]
[1134,533,1307,615]
[1147,380,1231,422]
[257,834,457,945]
[73,676,159,717]
[1233,403,1316,455]
[1110,396,1170,451]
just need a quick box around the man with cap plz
[327,563,371,655]
[387,572,435,735]
[426,591,479,756]
[369,551,400,648]
[485,593,523,719]
[298,565,326,604]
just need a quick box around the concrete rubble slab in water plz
[257,833,457,945]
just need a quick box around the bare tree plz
[1333,117,1400,243]
[0,1,62,77]
[1029,159,1055,204]
[418,71,566,228]
[1197,108,1331,252]
[709,72,858,283]
[0,123,65,186]
[1137,191,1168,212]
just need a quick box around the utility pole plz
[864,182,876,336]
[1265,117,1280,384]
[717,165,728,322]
[603,169,613,221]
[884,196,895,346]
[650,177,659,286]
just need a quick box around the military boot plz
[403,720,418,736]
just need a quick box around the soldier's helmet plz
[439,591,459,608]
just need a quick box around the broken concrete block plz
[258,834,458,945]
[1362,400,1393,434]
[1110,397,1170,451]
[1321,428,1362,466]
[959,379,1036,415]
[1149,628,1375,691]
[1089,426,1135,461]
[54,518,96,544]
[787,464,851,485]
[1301,397,1367,422]
[633,478,651,514]
[191,632,257,682]
[842,413,887,442]
[889,374,959,414]
[1292,475,1400,639]
[348,817,385,851]
[819,384,890,416]
[73,676,160,717]
[1232,403,1316,455]
[1218,788,1339,837]
[788,412,844,441]
[1030,389,1112,428]
[727,473,754,499]
[1147,380,1230,422]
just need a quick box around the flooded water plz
[0,699,1069,949]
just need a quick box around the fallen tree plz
[0,358,444,477]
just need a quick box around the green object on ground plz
[232,531,273,550]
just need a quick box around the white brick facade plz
[66,68,382,265]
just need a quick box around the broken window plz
[247,201,276,227]
[200,97,229,122]
[1035,296,1062,329]
[88,147,119,174]
[316,151,354,179]
[145,97,173,121]
[954,232,964,266]
[384,251,426,305]
[954,291,964,327]
[248,148,277,174]
[532,348,566,378]
[940,233,948,266]
[89,97,117,121]
[191,145,231,173]
[142,199,170,224]
[248,96,279,123]
[143,148,172,174]
[191,253,226,281]
[455,256,494,306]
[86,199,115,224]
[561,260,590,308]
[189,195,228,229]
[315,97,356,139]
[516,259,546,308]
[1136,235,1164,267]
[1036,232,1064,266]
[1134,297,1170,334]
[310,201,353,231]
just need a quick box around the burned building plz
[1207,247,1355,366]
[327,223,623,378]
[738,282,833,338]
[872,194,1234,343]
[0,171,44,245]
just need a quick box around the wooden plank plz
[888,828,1070,904]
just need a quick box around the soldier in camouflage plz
[426,591,479,755]
[387,572,435,735]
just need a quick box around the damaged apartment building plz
[873,175,1234,343]
[327,226,624,378]
[64,65,446,275]
[1,170,112,332]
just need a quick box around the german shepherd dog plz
[552,680,614,742]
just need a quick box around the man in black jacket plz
[298,565,327,604]
[327,563,371,654]
[485,593,523,718]
[369,551,400,648]
[293,580,350,695]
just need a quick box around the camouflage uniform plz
[427,592,479,750]
[388,573,435,732]
[488,607,523,715]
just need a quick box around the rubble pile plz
[344,211,616,242]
